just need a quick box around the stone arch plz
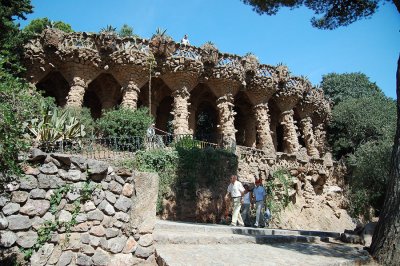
[36,71,69,107]
[139,77,171,117]
[85,73,123,118]
[190,84,218,142]
[234,92,255,147]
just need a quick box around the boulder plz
[19,199,50,216]
[2,202,20,215]
[7,215,31,230]
[11,191,29,203]
[114,195,132,212]
[87,159,108,181]
[92,248,110,266]
[20,175,38,190]
[0,231,17,247]
[39,162,58,174]
[16,231,38,248]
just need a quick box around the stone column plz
[121,80,141,110]
[314,122,327,155]
[254,103,275,154]
[244,115,256,148]
[216,93,236,143]
[300,116,319,157]
[162,72,198,136]
[279,110,300,154]
[66,77,86,107]
[172,87,191,135]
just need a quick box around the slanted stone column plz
[254,103,275,154]
[300,116,319,157]
[314,122,327,155]
[244,115,256,148]
[66,77,86,107]
[216,93,236,143]
[121,80,141,110]
[279,110,300,154]
[171,87,191,135]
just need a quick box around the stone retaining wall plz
[0,149,158,265]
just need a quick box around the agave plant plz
[24,106,86,144]
[100,25,117,35]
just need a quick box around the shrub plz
[96,107,153,139]
[0,67,50,188]
[64,107,96,137]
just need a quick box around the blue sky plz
[19,0,399,99]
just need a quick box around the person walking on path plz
[241,184,252,227]
[226,175,245,226]
[253,178,266,228]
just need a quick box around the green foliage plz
[175,147,238,197]
[328,95,396,158]
[119,24,139,38]
[152,27,173,42]
[0,66,50,188]
[100,25,117,34]
[0,0,33,73]
[322,72,396,220]
[241,0,381,30]
[64,107,96,137]
[96,107,153,139]
[135,149,179,212]
[265,169,293,219]
[22,17,73,37]
[24,105,87,143]
[346,139,393,218]
[321,73,384,105]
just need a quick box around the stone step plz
[154,230,319,245]
[155,220,341,239]
[155,243,372,266]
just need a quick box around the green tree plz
[0,0,33,73]
[118,24,139,38]
[328,95,396,158]
[0,66,51,189]
[321,72,383,105]
[241,1,400,263]
[23,17,73,37]
[242,0,400,30]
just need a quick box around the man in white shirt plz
[253,178,266,228]
[226,175,245,226]
[181,34,190,45]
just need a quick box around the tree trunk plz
[370,55,400,265]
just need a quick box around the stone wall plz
[0,149,158,265]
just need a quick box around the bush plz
[96,107,153,139]
[0,67,50,188]
[346,140,392,218]
[64,107,96,137]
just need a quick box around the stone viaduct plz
[23,29,331,159]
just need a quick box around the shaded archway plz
[139,77,171,117]
[234,92,255,147]
[36,71,69,107]
[268,100,283,152]
[189,84,219,142]
[85,73,122,118]
[195,102,218,142]
[156,96,174,134]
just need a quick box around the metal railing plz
[38,134,236,160]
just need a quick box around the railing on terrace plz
[38,134,235,161]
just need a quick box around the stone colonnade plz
[23,29,330,158]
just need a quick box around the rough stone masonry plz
[0,149,158,266]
